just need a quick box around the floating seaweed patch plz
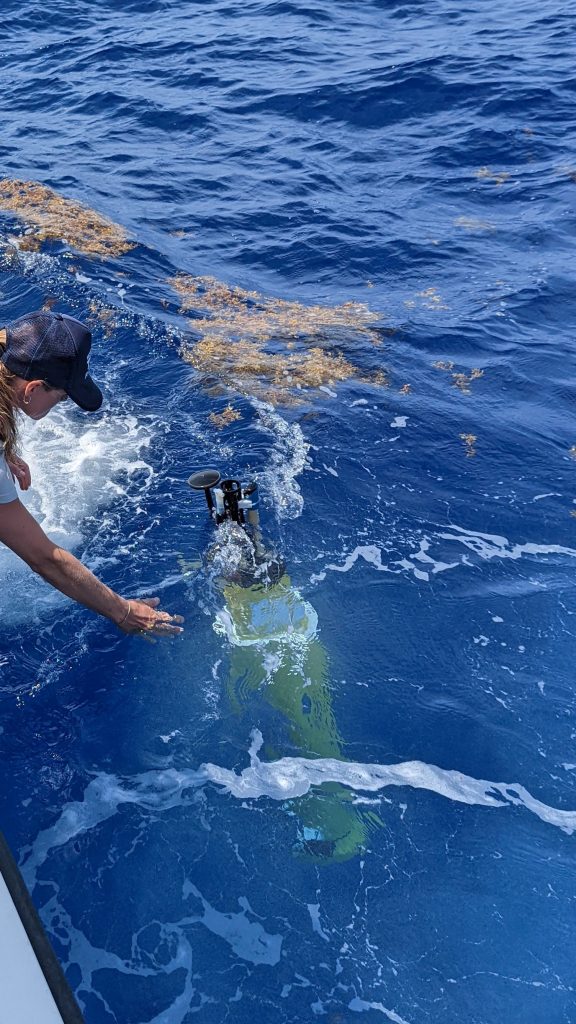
[399,383,411,395]
[460,433,477,457]
[452,368,483,394]
[169,274,381,345]
[371,369,390,388]
[433,361,483,394]
[182,334,360,404]
[476,167,510,186]
[171,273,387,403]
[0,179,134,258]
[405,287,448,311]
[208,405,243,429]
[454,216,496,232]
[86,299,122,338]
[556,166,576,184]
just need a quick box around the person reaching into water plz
[0,309,183,638]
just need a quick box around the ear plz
[23,379,45,401]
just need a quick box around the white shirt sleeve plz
[0,452,18,504]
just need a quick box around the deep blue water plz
[1,1,576,1021]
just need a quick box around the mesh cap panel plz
[1,309,103,411]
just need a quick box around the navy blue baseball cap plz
[1,310,103,411]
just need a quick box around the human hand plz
[7,456,31,490]
[116,597,184,637]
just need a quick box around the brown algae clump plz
[171,274,386,402]
[476,167,510,186]
[460,433,477,457]
[209,405,243,429]
[405,287,448,311]
[452,368,484,394]
[0,179,134,258]
[87,299,123,337]
[184,335,357,401]
[433,361,483,394]
[454,216,495,232]
[169,274,381,345]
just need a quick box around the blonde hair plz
[0,329,19,462]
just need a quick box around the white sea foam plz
[349,997,412,1023]
[326,545,392,574]
[22,731,576,892]
[438,524,576,563]
[319,525,576,585]
[0,405,156,623]
[182,881,283,965]
[22,408,154,537]
[253,401,310,520]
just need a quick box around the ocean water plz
[1,1,576,1021]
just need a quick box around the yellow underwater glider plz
[188,470,381,862]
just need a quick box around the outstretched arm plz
[0,498,183,636]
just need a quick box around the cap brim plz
[67,373,103,412]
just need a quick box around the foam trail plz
[253,401,309,519]
[349,997,412,1023]
[23,734,576,889]
[206,731,576,835]
[321,526,576,585]
[438,524,576,563]
[22,768,207,889]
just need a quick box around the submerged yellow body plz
[218,576,380,861]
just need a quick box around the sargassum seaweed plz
[170,274,387,404]
[208,405,243,429]
[0,179,134,258]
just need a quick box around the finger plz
[152,622,184,635]
[137,597,161,608]
[155,611,185,624]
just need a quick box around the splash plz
[254,402,310,520]
[0,179,134,257]
[0,406,156,624]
